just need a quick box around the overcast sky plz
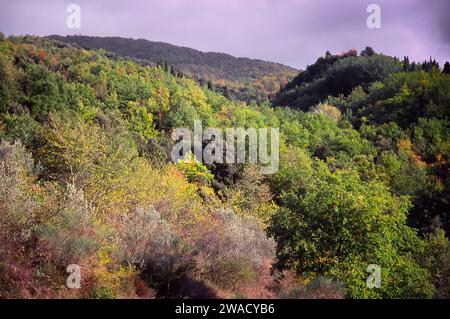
[1,0,449,69]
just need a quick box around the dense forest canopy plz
[0,34,449,299]
[46,35,298,104]
[273,47,448,114]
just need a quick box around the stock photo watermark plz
[171,120,280,174]
[66,4,81,29]
[366,4,381,29]
[66,264,81,289]
[366,264,381,289]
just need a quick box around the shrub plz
[225,164,276,223]
[38,113,142,211]
[38,184,106,265]
[419,229,450,298]
[310,103,342,121]
[198,209,275,288]
[176,152,214,185]
[0,140,40,243]
[119,206,179,269]
[0,140,59,298]
[280,276,345,299]
[210,258,255,290]
[119,206,196,294]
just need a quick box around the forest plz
[47,35,298,104]
[0,33,449,299]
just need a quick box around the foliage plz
[176,152,215,185]
[47,35,298,104]
[0,140,40,244]
[310,103,342,121]
[269,156,435,298]
[0,35,449,299]
[419,229,450,298]
[273,49,401,110]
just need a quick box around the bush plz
[0,140,58,298]
[38,113,142,211]
[419,229,450,298]
[310,103,342,121]
[38,184,106,265]
[0,140,40,243]
[176,152,214,185]
[225,164,276,223]
[198,209,275,288]
[119,206,180,269]
[280,276,345,299]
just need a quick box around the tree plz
[223,85,230,98]
[360,46,375,57]
[402,56,410,72]
[0,51,20,113]
[419,229,450,298]
[443,62,450,74]
[422,58,439,72]
[269,157,434,298]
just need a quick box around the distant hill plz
[272,48,405,111]
[46,35,298,103]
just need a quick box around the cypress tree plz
[443,62,450,74]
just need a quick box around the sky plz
[0,0,449,69]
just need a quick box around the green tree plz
[269,157,434,298]
[443,62,450,75]
[419,229,450,298]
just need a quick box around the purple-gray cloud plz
[0,0,449,69]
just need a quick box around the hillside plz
[47,35,298,103]
[1,34,450,299]
[272,48,403,110]
[273,47,449,113]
